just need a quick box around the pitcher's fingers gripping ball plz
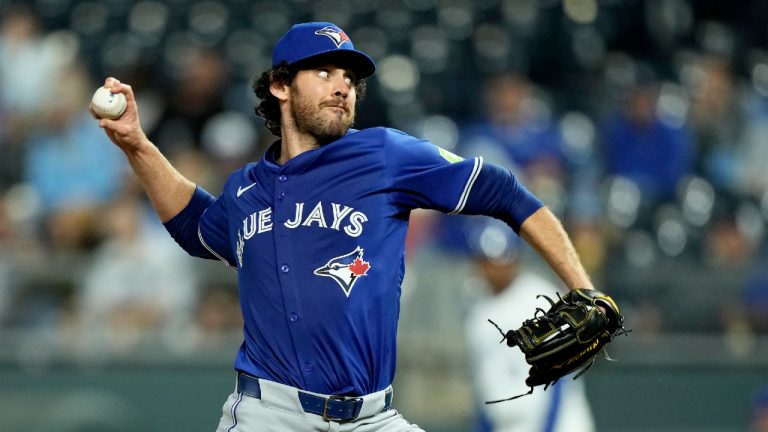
[487,288,628,403]
[91,86,127,120]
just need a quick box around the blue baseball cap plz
[272,22,376,79]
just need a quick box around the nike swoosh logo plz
[236,182,257,197]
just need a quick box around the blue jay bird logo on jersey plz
[314,247,371,297]
[314,26,351,48]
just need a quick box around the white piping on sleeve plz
[449,156,483,215]
[198,225,237,270]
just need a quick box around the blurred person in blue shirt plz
[24,61,127,250]
[601,72,695,206]
[437,73,570,255]
[458,72,567,186]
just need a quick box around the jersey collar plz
[261,130,360,174]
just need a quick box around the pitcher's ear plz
[270,75,289,101]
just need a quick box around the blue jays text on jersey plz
[240,200,369,240]
[164,126,544,397]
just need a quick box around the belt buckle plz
[322,395,361,422]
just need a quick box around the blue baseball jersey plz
[164,126,543,396]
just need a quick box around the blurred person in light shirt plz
[463,217,595,432]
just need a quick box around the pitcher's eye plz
[345,71,357,85]
[318,69,329,79]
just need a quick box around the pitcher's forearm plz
[125,142,196,222]
[91,77,195,221]
[519,207,594,291]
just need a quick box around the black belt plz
[236,373,393,422]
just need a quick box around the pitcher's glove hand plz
[487,289,627,403]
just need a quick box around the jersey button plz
[278,191,286,200]
[289,313,299,322]
[303,362,313,372]
[280,264,290,273]
[277,175,288,183]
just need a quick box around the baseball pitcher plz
[91,22,622,432]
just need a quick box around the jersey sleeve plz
[383,128,544,232]
[385,129,483,214]
[163,186,217,258]
[162,185,236,268]
[461,162,544,233]
[198,190,237,268]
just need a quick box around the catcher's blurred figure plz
[91,20,621,431]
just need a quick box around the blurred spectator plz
[457,72,567,200]
[151,47,230,155]
[0,5,44,111]
[686,55,744,194]
[23,60,127,251]
[0,5,71,187]
[463,217,595,432]
[76,188,199,356]
[436,72,571,256]
[736,83,768,201]
[703,209,755,268]
[600,70,695,209]
[148,47,238,193]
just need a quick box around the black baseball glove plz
[487,288,627,403]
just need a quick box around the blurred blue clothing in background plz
[460,120,565,176]
[25,113,126,213]
[603,108,695,204]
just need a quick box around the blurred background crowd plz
[1,0,768,430]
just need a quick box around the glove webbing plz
[485,319,540,404]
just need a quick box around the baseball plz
[91,86,127,120]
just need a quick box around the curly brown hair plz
[252,62,367,137]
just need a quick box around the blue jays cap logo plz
[314,246,371,297]
[272,22,376,79]
[314,26,351,48]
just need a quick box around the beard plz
[289,84,355,145]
